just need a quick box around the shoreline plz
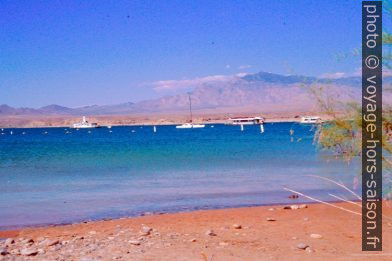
[1,201,391,260]
[0,112,332,128]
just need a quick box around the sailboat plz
[176,93,205,129]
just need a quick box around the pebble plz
[47,239,60,246]
[20,248,38,256]
[5,238,14,246]
[205,230,217,236]
[232,224,242,229]
[310,233,323,239]
[0,247,8,256]
[268,208,275,211]
[21,238,34,244]
[266,218,276,222]
[128,240,141,246]
[219,242,229,246]
[296,243,309,250]
[140,226,152,236]
[190,238,197,242]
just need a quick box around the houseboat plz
[228,117,264,125]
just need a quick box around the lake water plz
[0,123,360,229]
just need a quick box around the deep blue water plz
[0,123,360,229]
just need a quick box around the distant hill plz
[1,71,391,116]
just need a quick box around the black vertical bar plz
[362,1,382,251]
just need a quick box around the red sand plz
[1,202,391,260]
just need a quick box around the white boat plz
[176,93,205,129]
[228,117,264,125]
[176,123,205,129]
[72,116,99,128]
[300,116,321,124]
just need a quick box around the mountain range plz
[1,71,391,116]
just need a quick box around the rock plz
[268,208,275,211]
[306,247,314,253]
[140,226,152,236]
[310,233,323,239]
[205,230,217,236]
[232,224,242,229]
[299,204,308,209]
[4,238,14,246]
[47,239,60,246]
[21,248,38,256]
[296,243,309,250]
[10,249,20,255]
[128,240,141,246]
[190,238,197,242]
[284,205,300,210]
[37,237,45,242]
[219,242,229,246]
[266,217,276,221]
[21,238,34,244]
[0,247,8,256]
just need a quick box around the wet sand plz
[0,201,391,260]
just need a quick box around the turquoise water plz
[0,123,359,229]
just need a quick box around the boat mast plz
[188,92,193,123]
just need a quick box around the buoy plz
[10,131,13,135]
[153,126,157,133]
[260,124,264,133]
[240,124,244,131]
[211,125,214,128]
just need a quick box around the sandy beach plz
[0,201,391,260]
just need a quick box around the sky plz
[0,0,365,108]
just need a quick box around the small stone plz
[140,226,152,236]
[128,240,141,246]
[21,238,34,244]
[268,208,275,211]
[296,243,309,250]
[0,247,8,256]
[47,239,60,246]
[299,204,308,209]
[219,242,229,246]
[37,237,45,242]
[306,247,314,253]
[310,233,322,239]
[290,205,299,210]
[190,238,197,242]
[304,217,309,221]
[205,230,217,236]
[10,249,20,255]
[89,231,97,235]
[266,217,276,221]
[232,224,242,229]
[21,248,38,256]
[292,237,298,240]
[4,238,14,246]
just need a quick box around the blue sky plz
[1,0,364,107]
